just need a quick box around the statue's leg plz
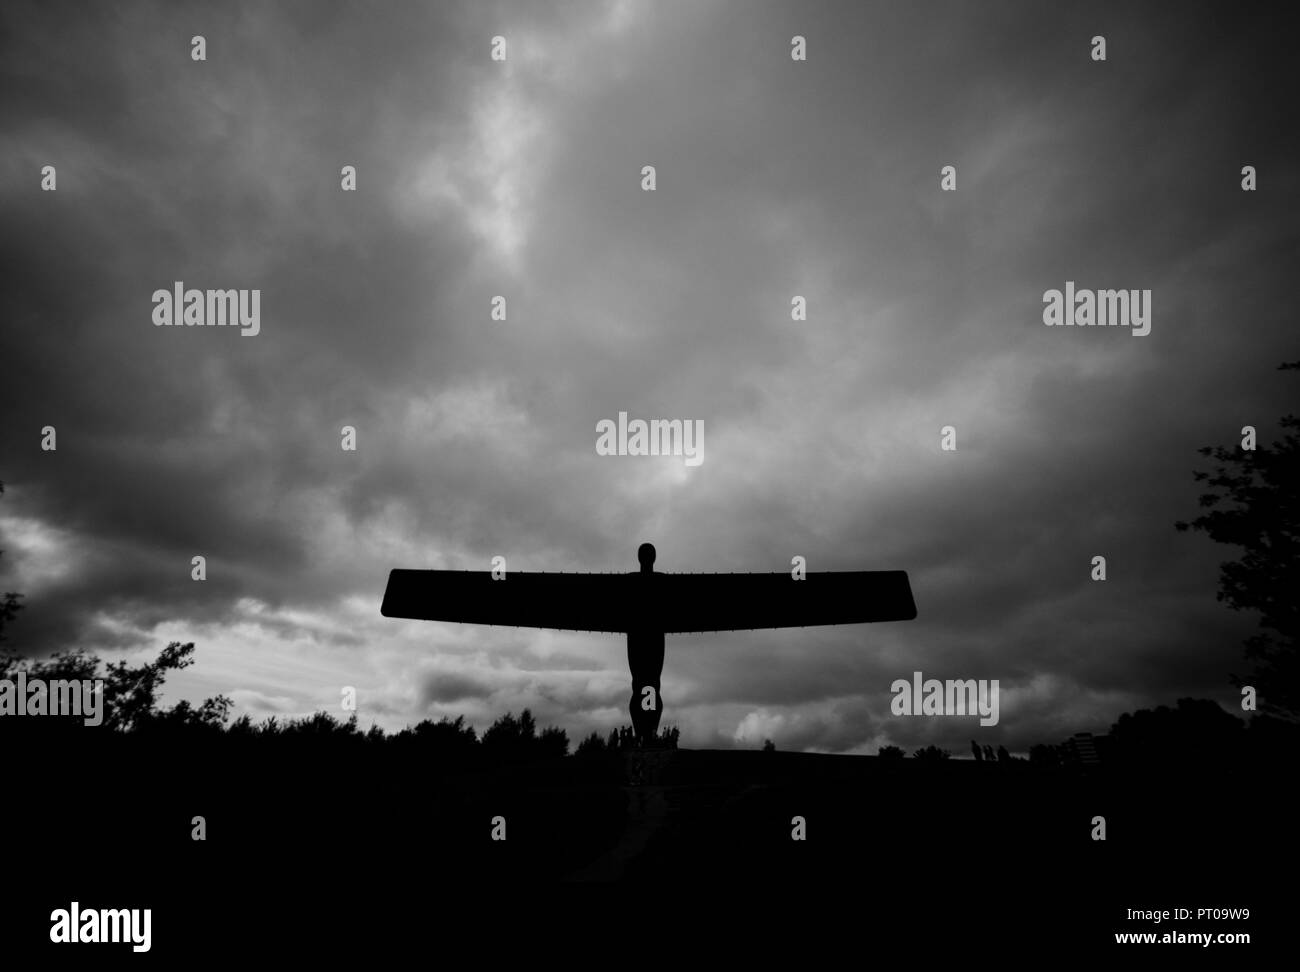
[627,628,665,744]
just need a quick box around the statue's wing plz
[654,570,917,632]
[381,569,916,634]
[380,570,634,632]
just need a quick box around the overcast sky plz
[2,0,1295,754]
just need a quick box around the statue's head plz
[637,542,656,572]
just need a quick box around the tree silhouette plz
[1109,697,1244,767]
[586,722,679,751]
[912,745,950,761]
[878,745,905,760]
[480,709,535,762]
[476,710,568,760]
[575,730,608,758]
[397,714,478,752]
[539,724,570,758]
[0,640,233,732]
[1176,362,1300,718]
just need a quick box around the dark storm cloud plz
[1,0,1295,751]
[0,0,497,646]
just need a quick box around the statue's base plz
[621,746,679,786]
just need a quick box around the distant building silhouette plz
[1060,731,1105,767]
